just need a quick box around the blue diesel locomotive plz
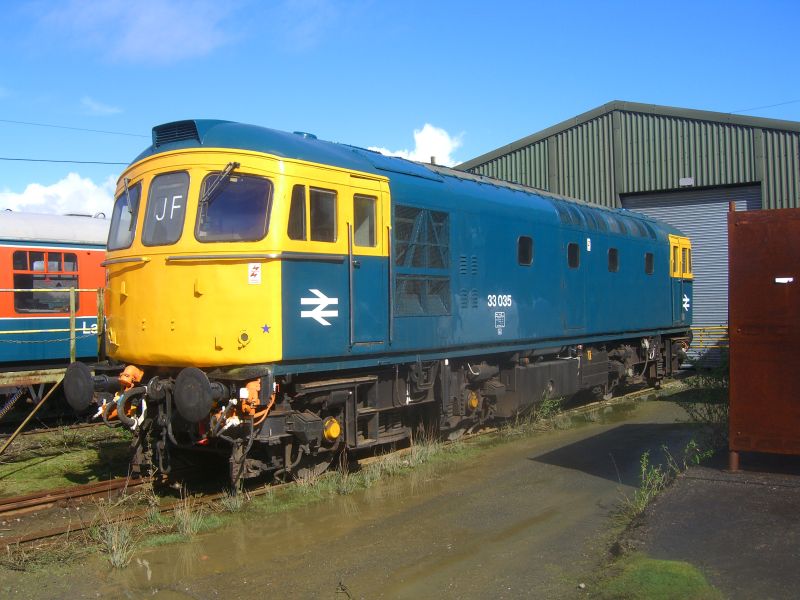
[65,120,693,481]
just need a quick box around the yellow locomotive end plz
[104,149,287,367]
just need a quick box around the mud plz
[3,399,694,599]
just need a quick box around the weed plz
[220,487,248,513]
[622,439,715,521]
[173,490,203,536]
[624,451,671,518]
[1,535,89,572]
[88,505,137,568]
[535,394,563,421]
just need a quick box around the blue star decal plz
[261,324,271,333]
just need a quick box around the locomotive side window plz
[567,243,580,269]
[108,181,141,250]
[12,250,79,313]
[518,236,533,266]
[353,195,376,247]
[143,172,189,246]
[309,187,337,242]
[287,184,306,240]
[196,173,272,243]
[645,252,654,275]
[608,247,619,272]
[686,248,692,274]
[393,205,451,316]
[672,245,680,276]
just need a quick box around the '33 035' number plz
[487,294,512,307]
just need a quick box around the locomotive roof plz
[0,211,109,246]
[134,120,682,237]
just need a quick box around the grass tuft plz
[220,487,248,512]
[88,505,137,569]
[173,490,203,536]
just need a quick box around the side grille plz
[152,121,200,148]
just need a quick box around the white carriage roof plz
[0,211,109,246]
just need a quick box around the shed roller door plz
[622,185,761,364]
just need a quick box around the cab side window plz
[107,182,141,251]
[309,188,337,242]
[287,184,306,241]
[353,195,377,247]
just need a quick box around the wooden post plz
[96,287,105,360]
[69,287,76,363]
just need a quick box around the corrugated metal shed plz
[459,101,800,210]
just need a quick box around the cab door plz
[347,177,389,347]
[669,235,693,324]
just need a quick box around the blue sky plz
[1,0,799,215]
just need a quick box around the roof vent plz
[153,120,200,148]
[293,131,317,140]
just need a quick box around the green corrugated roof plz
[458,100,800,171]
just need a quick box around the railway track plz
[0,381,685,551]
[0,476,151,518]
[0,420,113,440]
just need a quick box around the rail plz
[0,287,105,363]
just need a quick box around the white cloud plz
[0,173,116,216]
[81,96,122,116]
[40,0,235,64]
[369,124,464,167]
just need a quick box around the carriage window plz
[107,182,141,250]
[12,250,79,313]
[143,172,189,246]
[196,172,272,243]
[518,236,533,265]
[309,188,337,242]
[645,252,654,275]
[288,184,306,240]
[568,243,580,268]
[608,247,619,272]
[353,195,376,247]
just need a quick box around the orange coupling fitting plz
[239,380,261,418]
[118,365,144,391]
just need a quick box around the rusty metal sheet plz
[0,368,66,387]
[729,207,800,455]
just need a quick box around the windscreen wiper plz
[122,177,135,230]
[122,177,133,215]
[201,162,240,206]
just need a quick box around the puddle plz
[3,399,692,599]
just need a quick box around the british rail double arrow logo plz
[300,289,339,326]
